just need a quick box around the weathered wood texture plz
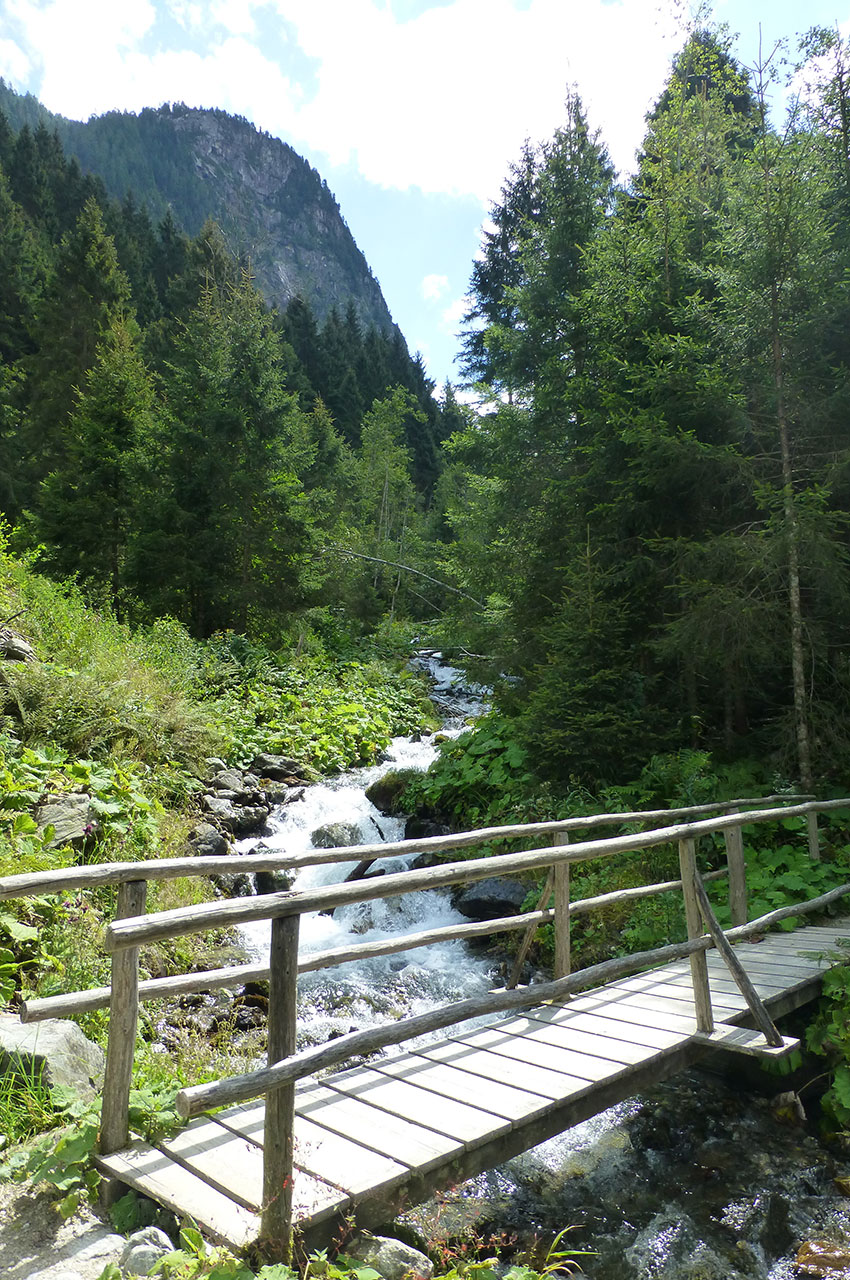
[99,880,146,1156]
[724,823,747,926]
[105,799,850,953]
[175,884,850,1119]
[678,839,713,1033]
[0,796,814,901]
[97,921,848,1254]
[554,831,571,979]
[21,869,731,1023]
[260,915,300,1260]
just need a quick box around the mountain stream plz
[234,655,850,1279]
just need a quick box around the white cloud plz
[440,295,467,336]
[266,0,682,198]
[0,0,683,200]
[0,35,32,83]
[422,273,449,302]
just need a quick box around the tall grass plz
[0,534,219,770]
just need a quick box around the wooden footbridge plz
[4,794,850,1259]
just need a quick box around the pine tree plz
[30,317,158,616]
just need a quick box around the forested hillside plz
[3,23,850,804]
[0,105,461,638]
[434,26,850,798]
[0,81,394,331]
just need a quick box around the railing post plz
[807,809,821,862]
[100,879,146,1161]
[260,913,300,1262]
[678,838,713,1034]
[724,818,747,927]
[554,830,571,980]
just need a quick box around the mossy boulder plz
[365,768,417,816]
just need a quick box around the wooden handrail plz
[0,794,812,901]
[103,798,850,952]
[21,868,731,1022]
[175,879,850,1119]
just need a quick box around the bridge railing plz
[0,792,846,1257]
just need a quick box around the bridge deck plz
[96,921,849,1251]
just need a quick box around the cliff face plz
[0,84,395,332]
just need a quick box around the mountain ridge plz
[0,81,396,334]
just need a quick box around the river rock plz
[455,877,527,920]
[36,794,100,849]
[311,821,361,849]
[119,1226,177,1275]
[202,795,269,836]
[186,823,231,858]
[347,1234,433,1280]
[0,627,36,661]
[255,868,297,894]
[251,753,311,781]
[796,1239,850,1276]
[407,819,451,842]
[0,1015,104,1098]
[365,769,412,815]
[210,870,254,898]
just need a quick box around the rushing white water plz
[237,654,496,1049]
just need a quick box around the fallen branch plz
[325,546,486,608]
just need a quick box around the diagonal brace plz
[691,872,784,1048]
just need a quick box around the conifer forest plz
[3,25,850,798]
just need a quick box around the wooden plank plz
[106,803,850,952]
[597,978,744,1016]
[372,1052,550,1122]
[449,1025,633,1086]
[3,795,815,899]
[614,977,748,1013]
[568,991,699,1035]
[100,879,146,1157]
[323,1065,512,1146]
[216,1102,411,1201]
[679,837,713,1032]
[528,1004,686,1051]
[94,1142,260,1250]
[496,1013,669,1066]
[156,1115,349,1226]
[418,1038,591,1102]
[158,1119,264,1210]
[554,849,571,978]
[693,874,784,1047]
[725,823,747,926]
[695,1026,801,1058]
[262,914,300,1257]
[295,1083,465,1173]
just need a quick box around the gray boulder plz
[364,769,413,816]
[202,795,269,836]
[186,823,231,858]
[36,794,100,849]
[347,1234,433,1280]
[255,868,297,895]
[251,753,311,781]
[455,877,527,921]
[311,821,361,849]
[0,1015,104,1098]
[119,1226,177,1275]
[0,627,36,661]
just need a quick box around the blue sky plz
[1,0,849,392]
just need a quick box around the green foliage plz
[709,835,850,930]
[213,657,431,773]
[402,712,533,827]
[0,1086,101,1214]
[806,946,850,1131]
